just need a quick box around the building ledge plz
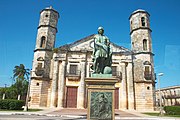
[31,77,51,81]
[66,75,80,81]
[135,80,154,83]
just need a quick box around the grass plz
[142,112,159,116]
[142,112,180,117]
[0,109,42,112]
[0,109,23,111]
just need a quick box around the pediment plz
[59,34,131,53]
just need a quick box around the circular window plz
[45,14,48,17]
[147,86,150,90]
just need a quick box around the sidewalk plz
[0,108,179,120]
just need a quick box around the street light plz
[158,72,164,116]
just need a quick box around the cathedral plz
[29,6,156,111]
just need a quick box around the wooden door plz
[66,87,78,108]
[115,88,119,109]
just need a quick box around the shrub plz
[0,99,24,110]
[9,100,24,110]
[164,106,180,115]
[0,99,9,109]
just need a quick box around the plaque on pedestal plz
[85,78,118,120]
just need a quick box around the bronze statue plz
[92,27,112,74]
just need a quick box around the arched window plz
[144,65,151,80]
[141,17,145,26]
[143,61,151,65]
[40,36,46,48]
[143,39,147,50]
[145,66,150,74]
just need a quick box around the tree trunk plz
[18,94,21,100]
[2,93,5,99]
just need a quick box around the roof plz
[59,34,95,51]
[40,6,59,17]
[58,34,132,54]
[155,85,180,91]
[133,9,146,13]
[129,9,150,19]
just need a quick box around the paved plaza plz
[0,108,179,120]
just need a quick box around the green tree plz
[0,88,6,99]
[0,64,30,100]
[5,87,17,99]
[0,86,18,100]
[13,64,30,80]
[13,64,30,100]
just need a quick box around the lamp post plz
[158,73,164,116]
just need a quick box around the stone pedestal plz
[85,77,118,120]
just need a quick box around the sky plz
[0,0,180,89]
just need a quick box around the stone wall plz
[135,82,154,111]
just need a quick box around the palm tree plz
[13,64,30,80]
[13,64,30,100]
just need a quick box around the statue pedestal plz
[85,77,118,120]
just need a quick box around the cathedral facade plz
[29,7,156,111]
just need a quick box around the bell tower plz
[30,6,59,107]
[130,9,152,53]
[32,6,59,78]
[129,9,155,111]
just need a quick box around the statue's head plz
[98,26,104,34]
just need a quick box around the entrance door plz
[115,88,119,109]
[66,87,78,108]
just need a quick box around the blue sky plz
[0,0,179,88]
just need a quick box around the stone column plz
[57,60,66,108]
[77,60,86,108]
[87,62,90,78]
[120,62,127,109]
[126,63,135,110]
[50,59,59,107]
